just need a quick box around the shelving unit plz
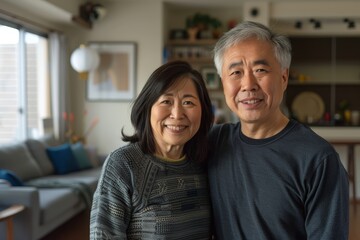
[287,36,360,126]
[165,39,216,64]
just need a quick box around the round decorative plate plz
[291,91,325,123]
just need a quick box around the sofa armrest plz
[0,187,40,240]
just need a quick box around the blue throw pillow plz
[46,144,79,174]
[0,169,24,186]
[71,142,92,170]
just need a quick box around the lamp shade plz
[70,45,99,73]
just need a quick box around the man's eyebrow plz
[227,59,270,70]
[228,61,243,71]
[253,59,270,66]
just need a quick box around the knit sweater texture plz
[90,143,212,239]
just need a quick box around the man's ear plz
[282,68,289,91]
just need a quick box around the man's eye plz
[230,70,241,76]
[254,69,268,77]
[183,100,194,106]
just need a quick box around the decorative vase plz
[187,27,198,41]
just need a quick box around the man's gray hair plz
[213,21,292,77]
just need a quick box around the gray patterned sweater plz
[90,143,212,239]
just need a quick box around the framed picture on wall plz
[202,67,220,90]
[86,42,137,101]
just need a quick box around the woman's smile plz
[151,77,202,158]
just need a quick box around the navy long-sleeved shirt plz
[208,120,349,240]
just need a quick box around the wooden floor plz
[40,210,90,240]
[41,203,360,240]
[349,203,360,240]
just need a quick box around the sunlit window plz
[0,23,50,144]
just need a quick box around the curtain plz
[49,32,69,141]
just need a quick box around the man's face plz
[220,38,288,127]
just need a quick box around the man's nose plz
[241,72,259,91]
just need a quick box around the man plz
[207,21,349,239]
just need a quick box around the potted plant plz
[186,13,212,40]
[210,18,223,39]
[186,16,199,41]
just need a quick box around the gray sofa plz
[0,135,104,240]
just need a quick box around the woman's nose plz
[170,103,185,119]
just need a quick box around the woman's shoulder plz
[104,143,149,169]
[111,142,143,157]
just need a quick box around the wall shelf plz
[286,36,360,126]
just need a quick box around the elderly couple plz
[90,21,349,240]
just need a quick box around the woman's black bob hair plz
[122,60,214,163]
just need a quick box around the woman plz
[90,60,214,239]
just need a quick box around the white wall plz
[66,0,164,155]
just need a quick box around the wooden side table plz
[0,204,25,240]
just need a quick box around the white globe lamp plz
[70,44,100,80]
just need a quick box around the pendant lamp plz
[70,44,100,80]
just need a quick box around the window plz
[0,22,50,144]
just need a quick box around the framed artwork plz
[202,67,220,90]
[86,42,137,101]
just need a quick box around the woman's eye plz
[160,99,171,104]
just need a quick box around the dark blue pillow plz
[46,144,79,174]
[0,169,24,186]
[71,142,92,170]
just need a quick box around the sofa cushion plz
[46,144,79,174]
[38,188,81,224]
[71,143,92,170]
[26,139,54,175]
[26,167,102,193]
[0,169,24,186]
[84,146,101,167]
[57,167,102,192]
[0,142,43,180]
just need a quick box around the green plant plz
[338,99,350,111]
[185,13,211,30]
[210,18,222,29]
[186,17,196,28]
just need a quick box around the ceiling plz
[160,0,360,8]
[1,0,360,32]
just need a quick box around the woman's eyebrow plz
[183,94,197,99]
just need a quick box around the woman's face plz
[150,77,202,158]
